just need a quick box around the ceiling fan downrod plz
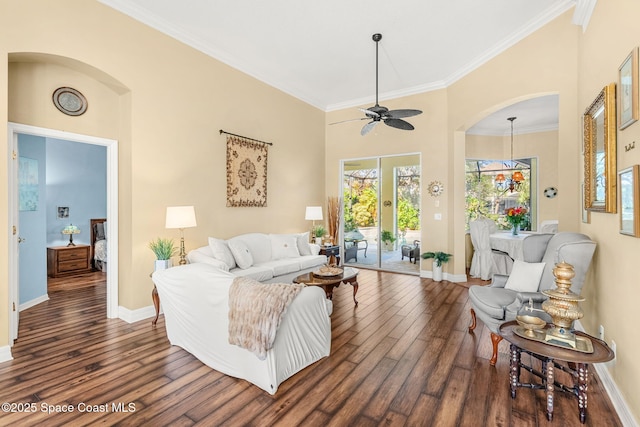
[373,33,382,107]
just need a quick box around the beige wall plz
[577,0,640,418]
[1,1,325,323]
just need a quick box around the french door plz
[341,153,421,274]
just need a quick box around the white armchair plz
[468,232,596,365]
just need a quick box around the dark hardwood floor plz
[0,270,621,426]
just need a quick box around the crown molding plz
[572,0,597,32]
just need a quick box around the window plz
[465,158,536,230]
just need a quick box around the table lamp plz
[166,206,197,265]
[305,206,323,239]
[61,224,81,246]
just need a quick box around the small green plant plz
[381,230,396,244]
[313,225,327,238]
[421,251,452,267]
[149,238,176,260]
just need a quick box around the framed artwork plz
[581,182,590,224]
[583,83,617,213]
[618,47,638,130]
[57,206,69,219]
[619,165,640,236]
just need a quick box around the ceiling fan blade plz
[386,109,423,119]
[383,118,415,131]
[361,121,379,136]
[359,108,379,118]
[329,117,369,125]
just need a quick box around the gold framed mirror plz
[584,83,617,213]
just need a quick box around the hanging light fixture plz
[496,116,524,192]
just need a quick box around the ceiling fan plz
[333,33,422,136]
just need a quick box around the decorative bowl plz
[313,266,343,277]
[516,315,547,338]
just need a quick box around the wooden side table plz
[319,245,341,266]
[499,321,614,424]
[150,272,160,326]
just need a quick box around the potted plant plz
[421,251,452,282]
[149,238,176,271]
[313,225,327,245]
[381,230,396,251]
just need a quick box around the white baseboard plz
[118,304,160,324]
[0,346,13,363]
[420,271,467,283]
[574,321,638,426]
[19,294,49,311]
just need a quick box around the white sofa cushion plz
[266,259,303,277]
[187,246,230,272]
[228,233,272,265]
[296,232,312,256]
[230,264,274,282]
[208,237,236,269]
[270,234,300,259]
[228,239,254,269]
[299,255,328,270]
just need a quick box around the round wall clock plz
[52,87,88,116]
[428,181,444,197]
[544,187,558,198]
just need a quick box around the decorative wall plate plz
[52,87,88,116]
[428,180,444,197]
[544,187,558,198]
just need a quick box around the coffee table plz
[293,267,359,306]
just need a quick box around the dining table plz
[489,231,530,261]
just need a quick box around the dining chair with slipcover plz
[469,218,513,280]
[467,232,596,365]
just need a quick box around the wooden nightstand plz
[319,245,341,266]
[47,245,91,278]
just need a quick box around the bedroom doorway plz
[8,122,119,344]
[341,153,421,275]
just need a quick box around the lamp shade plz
[305,206,323,221]
[166,206,197,229]
[61,224,80,235]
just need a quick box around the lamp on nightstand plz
[166,206,197,265]
[61,224,81,246]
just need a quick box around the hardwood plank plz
[0,270,623,426]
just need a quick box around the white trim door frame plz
[7,122,119,344]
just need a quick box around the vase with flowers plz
[505,207,527,235]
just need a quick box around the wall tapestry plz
[19,156,38,211]
[226,136,268,207]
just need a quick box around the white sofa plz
[152,263,332,394]
[187,232,328,283]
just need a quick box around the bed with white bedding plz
[90,218,107,271]
[151,263,332,394]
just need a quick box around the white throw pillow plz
[504,260,546,292]
[296,232,312,256]
[208,237,236,270]
[270,234,300,259]
[228,239,254,269]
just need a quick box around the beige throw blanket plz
[228,276,305,360]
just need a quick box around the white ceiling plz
[99,0,584,134]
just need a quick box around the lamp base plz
[67,234,76,247]
[178,235,187,265]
